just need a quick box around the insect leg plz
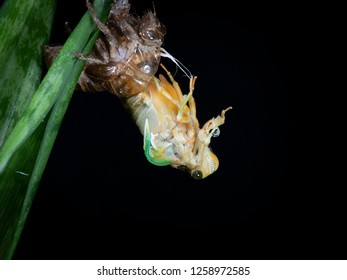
[187,79,199,127]
[108,0,141,43]
[159,64,197,123]
[86,0,119,58]
[72,50,105,64]
[159,64,184,104]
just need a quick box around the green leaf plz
[0,0,50,148]
[0,0,113,259]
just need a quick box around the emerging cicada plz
[44,0,231,179]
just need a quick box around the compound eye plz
[191,170,203,180]
[146,30,155,40]
[142,30,157,41]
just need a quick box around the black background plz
[11,0,341,260]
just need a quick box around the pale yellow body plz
[125,65,231,179]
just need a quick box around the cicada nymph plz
[44,0,231,179]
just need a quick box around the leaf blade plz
[0,0,113,259]
[0,0,57,259]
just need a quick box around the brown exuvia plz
[44,0,231,179]
[44,0,166,98]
